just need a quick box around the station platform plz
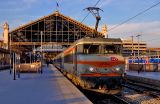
[0,65,92,104]
[125,71,160,90]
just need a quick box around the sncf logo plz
[111,57,118,61]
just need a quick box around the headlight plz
[112,67,121,72]
[89,67,97,72]
[115,67,120,71]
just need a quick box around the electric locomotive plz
[53,37,125,94]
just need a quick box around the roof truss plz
[10,11,104,52]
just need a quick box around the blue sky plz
[0,0,160,47]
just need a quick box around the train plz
[53,37,125,94]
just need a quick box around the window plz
[104,45,121,54]
[83,44,100,54]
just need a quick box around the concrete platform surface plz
[0,65,92,104]
[126,71,160,81]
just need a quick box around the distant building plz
[146,48,160,57]
[122,38,147,57]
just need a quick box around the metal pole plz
[138,37,140,60]
[34,42,35,62]
[158,50,160,64]
[136,34,141,71]
[15,53,17,79]
[148,49,150,71]
[134,51,135,63]
[131,36,134,63]
[158,50,160,71]
[9,33,12,74]
[40,31,43,73]
[17,54,20,78]
[13,53,16,80]
[136,35,141,59]
[30,52,31,64]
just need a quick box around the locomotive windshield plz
[82,43,121,54]
[83,44,100,54]
[104,44,121,54]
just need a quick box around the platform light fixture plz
[136,34,141,71]
[40,31,43,73]
[136,34,141,61]
[9,33,12,74]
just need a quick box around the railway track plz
[79,80,160,104]
[109,95,130,104]
[55,65,130,104]
[79,88,130,104]
[119,80,160,104]
[55,66,160,103]
[123,80,160,97]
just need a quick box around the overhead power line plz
[108,1,160,32]
[94,0,101,6]
[81,0,101,23]
[146,37,160,42]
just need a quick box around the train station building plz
[2,11,106,62]
[1,11,159,61]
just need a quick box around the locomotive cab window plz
[104,45,121,54]
[83,44,100,54]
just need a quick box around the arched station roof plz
[9,11,104,53]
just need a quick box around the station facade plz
[5,11,105,62]
[1,11,159,61]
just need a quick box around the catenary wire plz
[108,1,160,32]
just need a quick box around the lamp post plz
[32,43,35,63]
[9,33,12,74]
[158,50,160,64]
[13,53,16,80]
[158,50,160,71]
[40,31,43,73]
[136,35,141,61]
[136,34,141,71]
[131,36,134,63]
[10,34,17,80]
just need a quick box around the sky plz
[0,0,160,47]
